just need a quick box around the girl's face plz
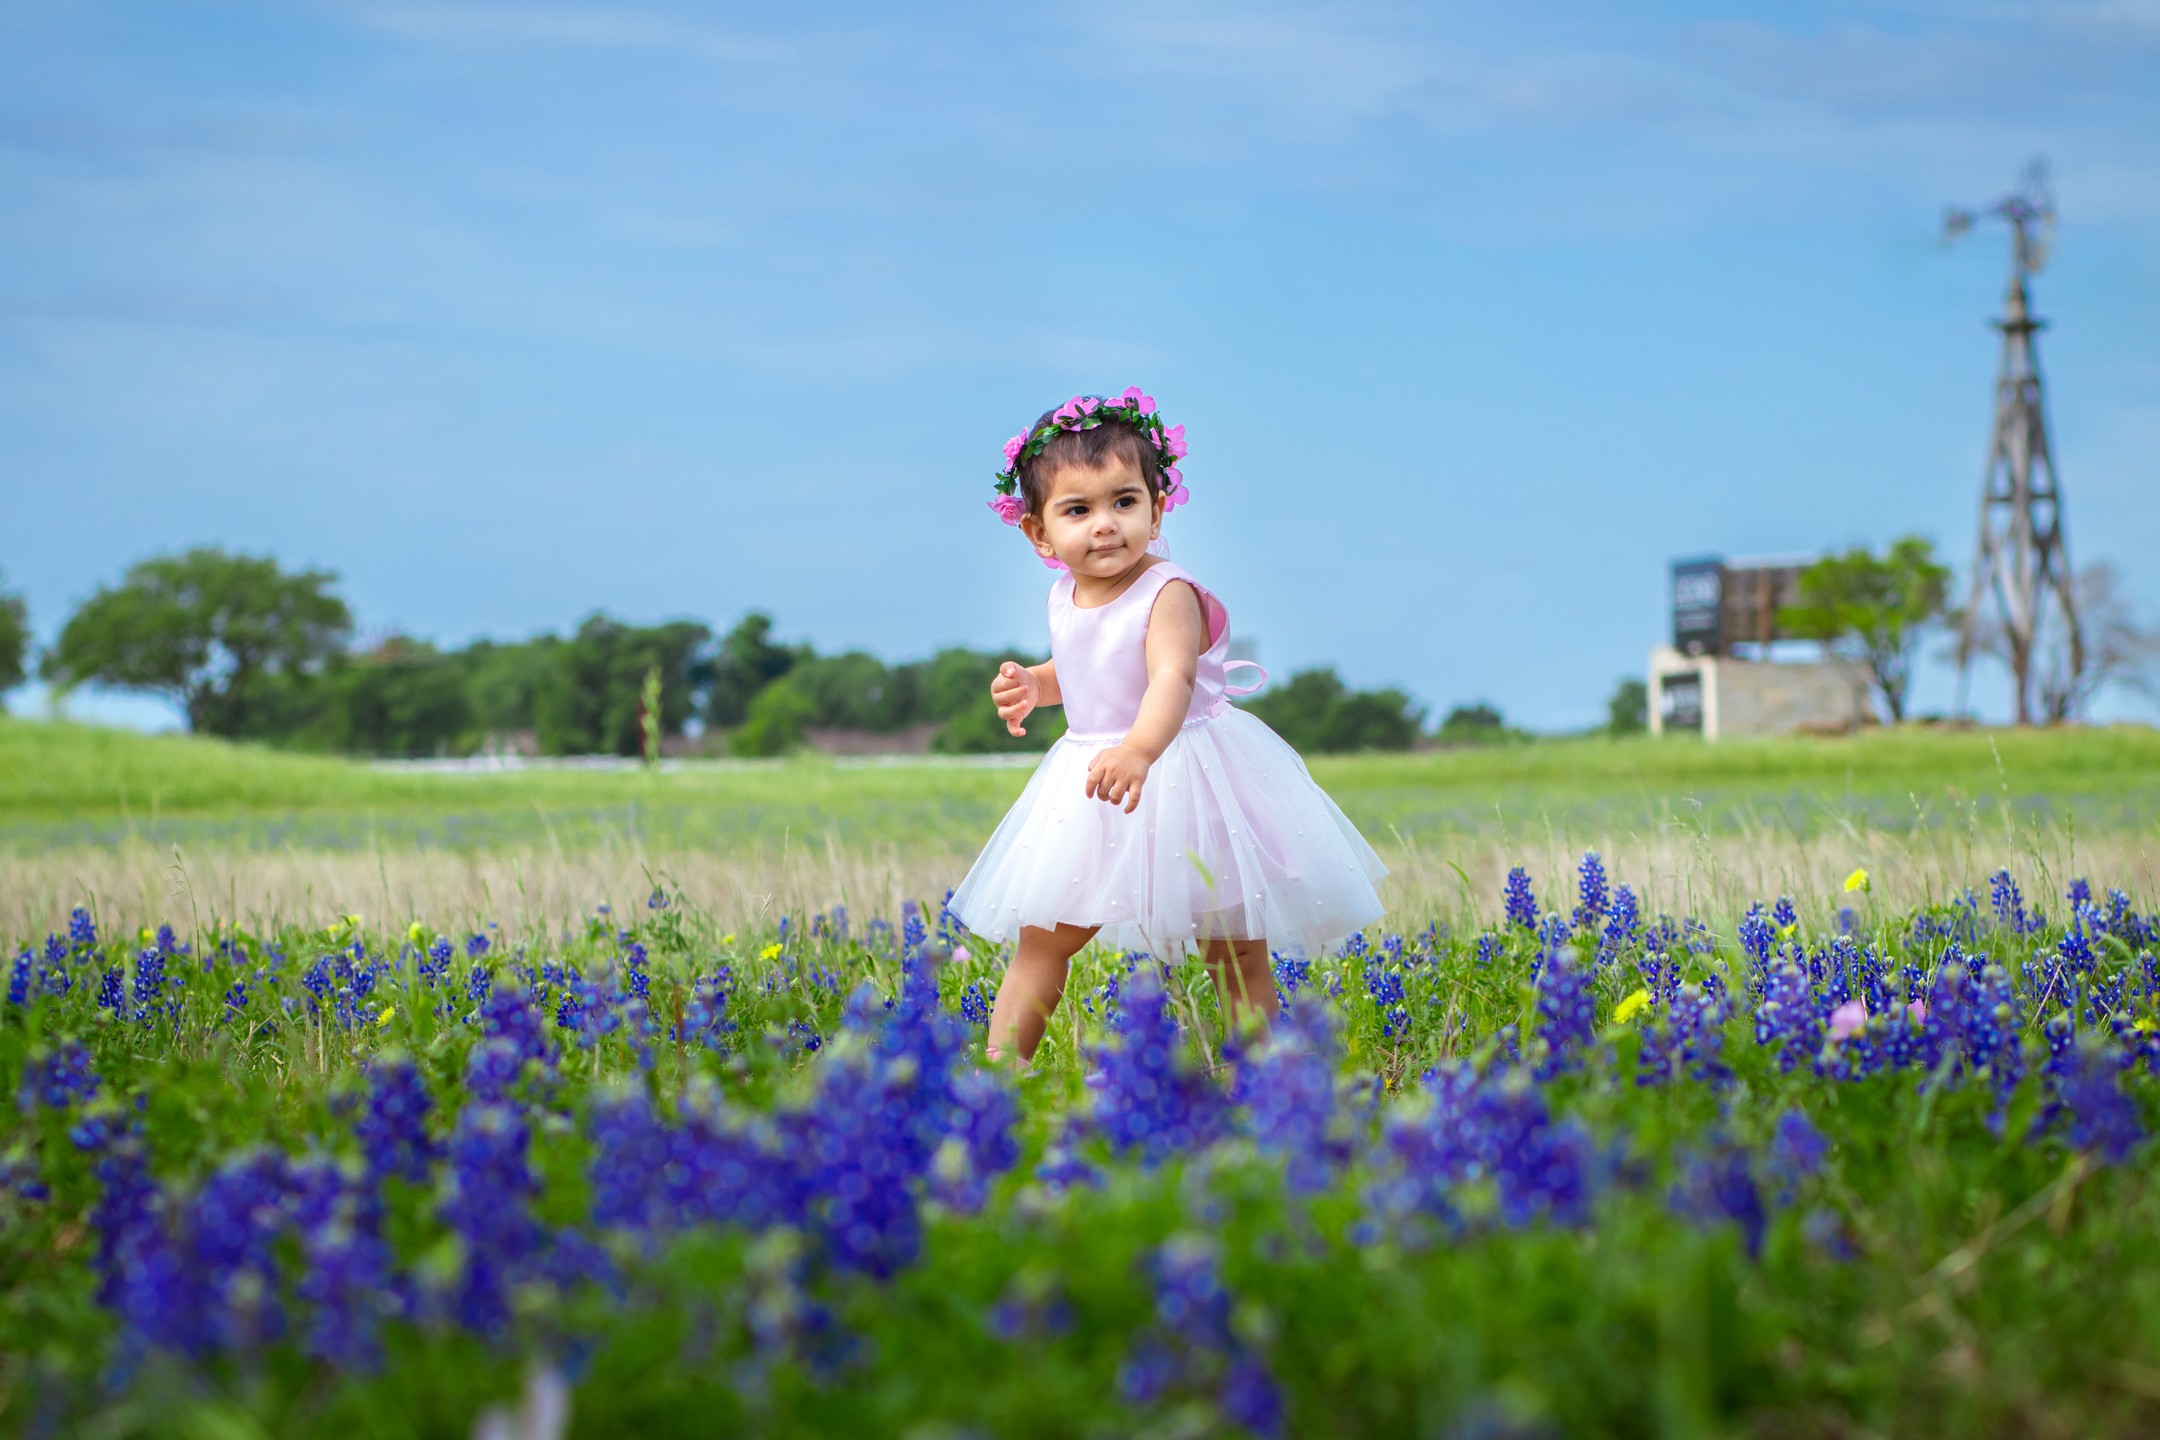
[1020,455,1162,581]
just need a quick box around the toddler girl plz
[949,389,1386,1063]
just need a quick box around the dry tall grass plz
[8,813,2156,943]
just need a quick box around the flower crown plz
[987,387,1189,530]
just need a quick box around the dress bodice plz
[1048,561,1246,740]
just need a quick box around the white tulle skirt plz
[949,708,1387,958]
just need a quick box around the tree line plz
[0,549,1438,758]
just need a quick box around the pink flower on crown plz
[1121,386,1156,416]
[1161,474,1189,512]
[988,495,1026,525]
[1053,398,1083,426]
[1160,423,1188,460]
[1001,433,1027,464]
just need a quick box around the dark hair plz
[1017,413,1163,517]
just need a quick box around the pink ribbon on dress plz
[1223,660,1268,697]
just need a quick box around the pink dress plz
[949,561,1386,958]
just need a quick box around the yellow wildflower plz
[375,1005,396,1027]
[408,921,429,947]
[760,943,784,962]
[1613,988,1651,1025]
[1843,868,1871,895]
[139,927,155,946]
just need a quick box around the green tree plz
[42,548,352,736]
[331,636,474,757]
[922,648,1062,754]
[1606,678,1647,736]
[1780,536,1949,724]
[730,674,817,756]
[1243,667,1423,754]
[1435,701,1512,746]
[533,615,709,756]
[707,613,803,728]
[0,568,27,694]
[463,638,563,740]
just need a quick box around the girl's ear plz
[1020,512,1056,560]
[1149,491,1164,539]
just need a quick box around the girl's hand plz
[1085,745,1151,813]
[992,661,1038,736]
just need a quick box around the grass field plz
[5,717,2158,938]
[8,718,2160,1435]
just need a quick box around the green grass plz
[4,715,2158,852]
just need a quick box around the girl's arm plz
[1085,583,1203,812]
[993,659,1060,736]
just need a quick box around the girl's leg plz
[1202,937,1279,1036]
[987,923,1098,1064]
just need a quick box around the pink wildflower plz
[1827,999,1868,1041]
[1906,999,1928,1025]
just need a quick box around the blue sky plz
[3,1,2157,731]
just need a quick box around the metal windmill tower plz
[1946,158,2081,724]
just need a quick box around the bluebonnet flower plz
[1669,1143,1767,1258]
[419,936,454,988]
[1271,952,1312,1000]
[958,982,991,1027]
[1599,884,1641,963]
[677,967,738,1052]
[1118,1236,1283,1438]
[1773,896,1798,929]
[288,1157,401,1370]
[356,1055,437,1185]
[1084,967,1230,1166]
[438,1101,545,1336]
[1230,999,1350,1195]
[1365,959,1410,1042]
[463,1038,528,1106]
[1572,851,1609,931]
[1766,1110,1829,1200]
[131,946,170,1023]
[1367,1064,1600,1241]
[480,983,555,1071]
[96,962,126,1018]
[2039,1029,2145,1165]
[69,906,98,949]
[183,1149,293,1353]
[1664,982,1731,1086]
[1534,947,1594,1079]
[1754,962,1821,1074]
[1991,870,2031,934]
[1738,904,1775,985]
[466,931,491,959]
[927,1068,1022,1214]
[19,1039,100,1112]
[1504,867,1538,930]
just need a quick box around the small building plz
[1648,556,1873,740]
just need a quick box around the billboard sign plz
[1671,558,1724,656]
[1659,670,1705,732]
